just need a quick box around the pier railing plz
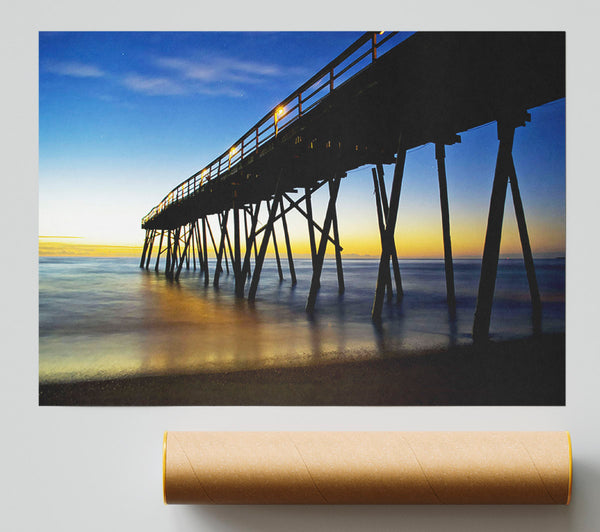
[141,31,402,226]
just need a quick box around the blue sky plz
[39,31,565,258]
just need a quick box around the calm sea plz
[39,257,565,383]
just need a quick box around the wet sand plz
[39,333,564,406]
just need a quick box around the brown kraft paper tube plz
[163,431,572,505]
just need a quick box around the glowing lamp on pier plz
[275,106,285,136]
[228,146,237,168]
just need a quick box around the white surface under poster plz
[2,0,599,530]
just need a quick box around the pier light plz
[275,106,285,136]
[228,146,237,168]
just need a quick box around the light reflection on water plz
[39,257,565,383]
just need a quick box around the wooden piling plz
[435,143,456,314]
[155,230,164,272]
[243,207,251,279]
[206,218,222,274]
[372,139,407,321]
[268,200,284,281]
[234,205,244,297]
[175,223,194,280]
[242,201,262,284]
[306,176,342,312]
[145,229,155,269]
[171,226,181,278]
[279,196,297,285]
[508,157,542,330]
[331,198,344,294]
[223,212,235,275]
[281,192,341,252]
[190,222,197,271]
[372,167,393,301]
[376,163,403,300]
[217,213,230,275]
[165,230,172,277]
[249,194,281,301]
[196,220,204,274]
[214,210,230,287]
[140,229,150,268]
[251,205,258,260]
[305,187,318,272]
[202,217,209,286]
[185,227,190,270]
[473,121,515,341]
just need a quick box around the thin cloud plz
[45,61,106,78]
[149,55,308,98]
[122,71,246,98]
[155,56,284,85]
[122,74,187,96]
[195,85,245,98]
[154,57,219,82]
[120,54,308,98]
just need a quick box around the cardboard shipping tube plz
[163,431,572,505]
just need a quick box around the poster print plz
[39,32,565,405]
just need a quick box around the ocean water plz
[39,257,565,383]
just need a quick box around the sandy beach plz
[39,332,564,406]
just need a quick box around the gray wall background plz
[3,1,599,530]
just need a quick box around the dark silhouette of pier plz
[140,31,565,341]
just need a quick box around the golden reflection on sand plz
[136,273,375,377]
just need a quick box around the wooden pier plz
[140,31,565,340]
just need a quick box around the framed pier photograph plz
[38,31,565,406]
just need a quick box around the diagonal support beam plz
[213,210,230,287]
[217,213,230,275]
[234,205,244,297]
[171,226,181,278]
[202,217,209,286]
[372,138,407,321]
[304,187,318,271]
[331,196,344,294]
[241,201,262,283]
[376,163,403,300]
[252,180,339,250]
[249,192,281,301]
[280,196,297,285]
[473,112,531,341]
[306,176,342,313]
[247,205,258,260]
[165,229,172,276]
[243,207,251,279]
[155,230,165,272]
[372,167,393,301]
[190,221,197,271]
[140,229,150,268]
[194,221,204,274]
[508,156,542,331]
[282,192,343,252]
[145,229,156,269]
[175,223,194,280]
[206,217,224,274]
[435,143,456,314]
[223,211,235,275]
[268,200,284,281]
